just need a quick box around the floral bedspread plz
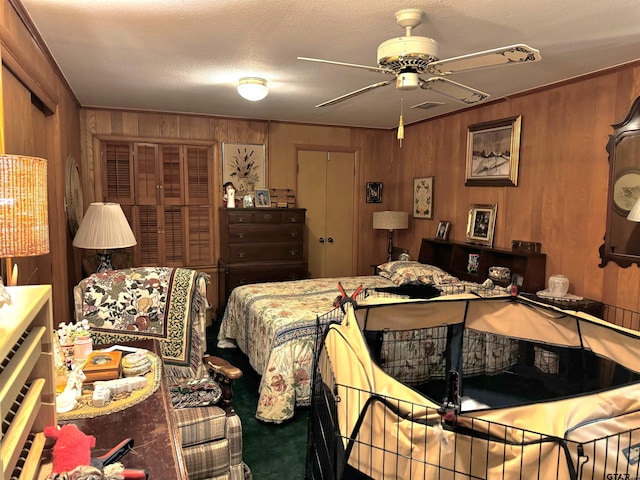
[218,275,395,423]
[219,273,509,423]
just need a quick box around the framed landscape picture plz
[413,177,434,219]
[465,116,521,187]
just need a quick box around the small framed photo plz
[366,182,383,203]
[466,204,497,247]
[242,192,255,208]
[465,115,521,187]
[435,221,450,240]
[413,177,434,219]
[255,189,270,207]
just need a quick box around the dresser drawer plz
[228,224,303,243]
[226,263,308,290]
[226,209,305,225]
[227,242,304,262]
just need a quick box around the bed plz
[218,258,507,423]
[307,295,640,479]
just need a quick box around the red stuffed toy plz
[44,424,96,474]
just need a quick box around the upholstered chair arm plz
[203,355,242,416]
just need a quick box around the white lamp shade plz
[73,202,136,250]
[373,211,409,230]
[237,77,268,101]
[627,198,640,222]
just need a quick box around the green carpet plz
[207,323,309,479]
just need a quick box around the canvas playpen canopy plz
[310,294,640,480]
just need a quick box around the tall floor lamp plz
[373,210,409,262]
[0,155,50,287]
[72,202,137,273]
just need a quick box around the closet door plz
[297,150,355,278]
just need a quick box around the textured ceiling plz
[19,0,640,129]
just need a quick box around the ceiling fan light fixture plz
[237,77,268,101]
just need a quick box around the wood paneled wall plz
[1,0,81,324]
[81,63,640,319]
[80,112,391,312]
[394,63,640,313]
[11,0,637,323]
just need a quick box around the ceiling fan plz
[298,8,541,109]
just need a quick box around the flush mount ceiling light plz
[237,77,268,101]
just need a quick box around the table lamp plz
[0,155,50,291]
[373,210,409,262]
[72,202,137,272]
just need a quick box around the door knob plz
[327,237,334,243]
[319,238,325,243]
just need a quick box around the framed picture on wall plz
[222,143,266,192]
[366,182,383,203]
[465,116,521,187]
[413,177,434,219]
[466,204,497,247]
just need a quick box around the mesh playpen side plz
[306,296,640,480]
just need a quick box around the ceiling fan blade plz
[315,80,393,108]
[298,57,394,75]
[420,77,489,105]
[427,44,541,75]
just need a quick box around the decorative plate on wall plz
[65,153,83,235]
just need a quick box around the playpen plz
[306,294,640,479]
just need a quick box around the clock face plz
[65,154,83,235]
[613,170,640,214]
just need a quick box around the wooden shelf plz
[417,239,546,293]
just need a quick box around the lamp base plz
[387,230,394,262]
[96,252,114,273]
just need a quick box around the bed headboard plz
[417,238,546,293]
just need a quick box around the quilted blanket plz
[219,275,395,423]
[80,267,207,383]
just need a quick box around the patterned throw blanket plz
[81,267,207,383]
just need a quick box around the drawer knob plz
[237,233,246,239]
[289,232,298,238]
[264,214,272,219]
[289,249,299,256]
[236,252,246,258]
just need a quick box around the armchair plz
[74,266,251,480]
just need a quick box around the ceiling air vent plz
[411,101,444,110]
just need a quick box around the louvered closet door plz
[103,140,214,269]
[160,145,184,205]
[134,143,160,205]
[184,146,213,204]
[103,142,134,204]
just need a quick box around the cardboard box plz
[82,350,122,383]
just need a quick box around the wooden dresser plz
[218,207,308,314]
[1,285,56,480]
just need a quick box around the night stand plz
[519,292,604,318]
